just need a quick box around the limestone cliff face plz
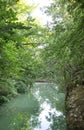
[66,86,84,130]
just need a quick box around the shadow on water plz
[0,82,66,130]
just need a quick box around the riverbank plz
[66,85,84,129]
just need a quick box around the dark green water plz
[0,82,66,130]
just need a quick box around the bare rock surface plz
[66,86,84,129]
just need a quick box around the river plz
[0,82,66,130]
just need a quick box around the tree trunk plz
[66,85,84,130]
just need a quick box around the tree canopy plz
[0,0,84,104]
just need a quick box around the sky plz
[24,0,53,25]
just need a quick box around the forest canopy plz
[0,0,84,103]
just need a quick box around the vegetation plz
[0,0,84,129]
[0,0,47,103]
[43,1,84,129]
[40,0,84,89]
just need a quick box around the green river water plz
[0,82,66,130]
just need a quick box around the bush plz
[14,81,27,93]
[0,81,18,104]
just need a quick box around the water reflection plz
[0,82,66,130]
[0,93,40,130]
[33,100,63,130]
[32,82,66,130]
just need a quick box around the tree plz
[41,0,84,129]
[0,0,52,103]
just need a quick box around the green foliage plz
[0,0,84,104]
[14,80,27,93]
[51,114,66,130]
[9,113,32,130]
[0,0,51,103]
[0,80,17,104]
[40,0,84,90]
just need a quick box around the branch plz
[0,24,32,31]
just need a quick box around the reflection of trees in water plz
[32,83,66,130]
[31,115,41,129]
[4,93,40,130]
[9,113,32,130]
[0,83,66,130]
[43,104,66,130]
[33,83,65,113]
[9,112,41,130]
[51,115,66,130]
